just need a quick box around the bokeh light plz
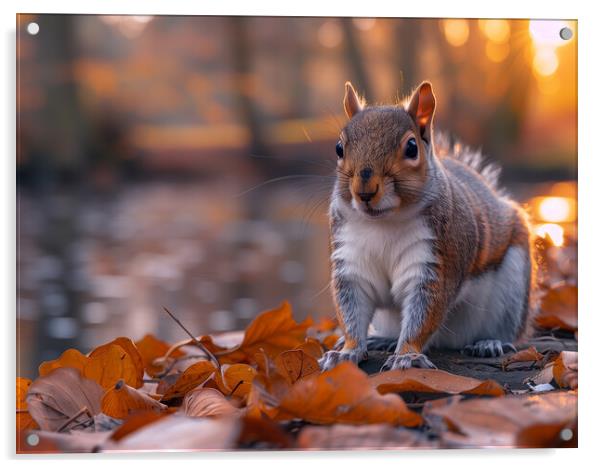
[442,19,470,47]
[318,20,343,48]
[479,19,510,43]
[535,223,565,247]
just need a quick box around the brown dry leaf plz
[135,334,185,377]
[553,351,578,389]
[102,380,167,419]
[424,391,577,447]
[502,346,544,371]
[270,362,421,426]
[312,316,339,333]
[218,301,312,363]
[536,283,577,331]
[90,337,144,388]
[237,414,292,449]
[296,338,324,359]
[16,377,38,432]
[84,343,142,390]
[102,414,240,452]
[160,360,216,401]
[215,363,257,399]
[297,423,436,450]
[26,367,103,432]
[370,368,505,397]
[321,334,340,350]
[38,348,87,377]
[274,349,320,385]
[183,387,242,417]
[111,410,169,441]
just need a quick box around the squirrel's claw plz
[462,339,516,357]
[318,349,366,371]
[380,352,436,371]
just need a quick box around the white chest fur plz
[331,208,436,308]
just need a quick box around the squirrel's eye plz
[335,141,344,159]
[404,138,418,159]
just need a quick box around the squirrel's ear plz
[406,81,436,139]
[343,81,364,119]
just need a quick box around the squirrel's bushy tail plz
[434,132,505,195]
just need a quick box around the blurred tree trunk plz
[19,14,85,369]
[340,18,373,101]
[396,19,421,95]
[227,17,270,162]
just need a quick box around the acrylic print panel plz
[16,14,577,453]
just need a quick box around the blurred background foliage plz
[17,15,577,377]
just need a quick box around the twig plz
[228,380,245,397]
[162,306,221,370]
[57,406,93,433]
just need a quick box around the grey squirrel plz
[318,81,538,371]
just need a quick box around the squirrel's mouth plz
[362,205,394,218]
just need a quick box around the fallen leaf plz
[269,362,421,426]
[502,346,544,371]
[90,337,144,388]
[16,377,38,431]
[370,368,505,397]
[321,334,340,350]
[218,301,312,363]
[26,367,103,432]
[84,343,142,390]
[102,380,167,419]
[160,360,216,401]
[135,334,185,377]
[102,414,240,451]
[38,348,87,377]
[553,351,578,389]
[110,410,169,441]
[237,415,292,449]
[311,316,339,333]
[536,283,577,331]
[183,388,242,417]
[274,349,320,385]
[296,338,324,359]
[297,423,436,450]
[423,391,577,447]
[215,363,257,398]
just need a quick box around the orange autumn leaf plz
[160,360,216,401]
[38,341,143,390]
[370,368,505,397]
[424,391,577,447]
[90,337,144,387]
[502,346,544,371]
[295,338,324,359]
[111,410,169,441]
[321,334,340,350]
[183,387,242,418]
[553,351,578,389]
[16,377,38,432]
[274,349,320,385]
[536,283,577,332]
[311,316,339,333]
[38,348,87,377]
[135,334,185,377]
[218,301,312,363]
[101,380,166,419]
[84,344,142,390]
[215,363,257,398]
[271,362,421,427]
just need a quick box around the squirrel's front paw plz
[380,352,436,371]
[318,349,366,371]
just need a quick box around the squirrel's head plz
[334,81,436,218]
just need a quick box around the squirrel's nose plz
[359,167,373,182]
[358,190,377,202]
